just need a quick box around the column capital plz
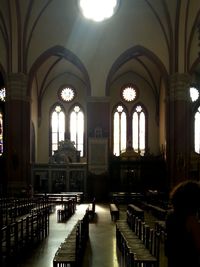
[6,72,30,102]
[169,73,192,101]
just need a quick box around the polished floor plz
[14,203,167,267]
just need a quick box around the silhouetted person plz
[165,180,200,267]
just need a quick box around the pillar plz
[167,73,191,188]
[5,73,31,195]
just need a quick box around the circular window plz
[121,86,137,102]
[59,87,75,102]
[190,86,199,102]
[79,0,120,22]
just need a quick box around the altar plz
[31,140,87,193]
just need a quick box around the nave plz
[10,203,167,267]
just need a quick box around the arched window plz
[0,112,3,156]
[0,87,5,156]
[194,106,200,154]
[70,105,84,156]
[113,105,127,156]
[51,105,65,155]
[132,105,146,155]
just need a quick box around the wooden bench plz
[110,203,119,221]
[53,211,89,267]
[147,204,167,220]
[116,219,160,267]
[0,206,50,265]
[127,204,144,221]
[87,198,95,220]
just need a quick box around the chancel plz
[0,1,200,267]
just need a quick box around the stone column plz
[167,73,191,188]
[5,73,31,195]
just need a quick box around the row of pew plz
[0,197,51,227]
[116,203,161,267]
[53,210,89,267]
[0,205,50,266]
[0,193,81,266]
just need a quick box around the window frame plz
[131,103,147,155]
[49,103,66,156]
[112,103,128,156]
[193,104,200,154]
[0,87,5,156]
[69,103,85,157]
[121,83,138,103]
[58,85,76,103]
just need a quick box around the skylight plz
[79,0,119,22]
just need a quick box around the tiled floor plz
[13,203,167,267]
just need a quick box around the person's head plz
[170,180,200,215]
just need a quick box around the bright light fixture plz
[79,0,119,22]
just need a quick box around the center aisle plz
[83,203,120,267]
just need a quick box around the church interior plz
[0,0,200,266]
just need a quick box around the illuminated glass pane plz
[52,133,58,143]
[0,88,5,102]
[113,112,120,156]
[0,112,3,155]
[59,132,65,142]
[113,106,127,156]
[121,112,127,152]
[132,106,146,155]
[60,87,75,102]
[70,106,84,156]
[52,144,58,153]
[58,111,65,141]
[70,112,76,144]
[194,108,200,153]
[52,112,58,131]
[140,112,145,153]
[122,86,136,102]
[77,111,84,151]
[132,112,139,151]
[51,106,65,155]
[190,87,199,102]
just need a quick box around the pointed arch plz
[28,45,91,97]
[105,45,168,96]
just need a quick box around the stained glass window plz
[113,105,127,156]
[60,87,75,102]
[122,85,137,102]
[0,88,5,102]
[0,112,3,155]
[70,105,84,156]
[190,86,199,102]
[51,105,65,155]
[0,87,5,156]
[194,106,200,154]
[132,105,146,155]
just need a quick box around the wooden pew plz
[147,204,167,220]
[53,211,89,267]
[110,203,119,221]
[0,205,50,265]
[87,198,95,220]
[127,204,144,221]
[116,218,160,267]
